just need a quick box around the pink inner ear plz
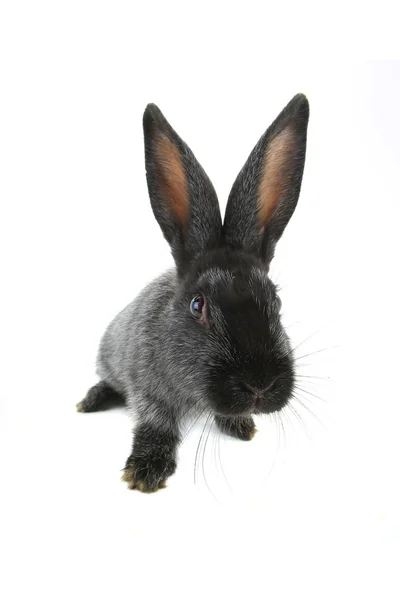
[257,126,295,227]
[155,132,189,228]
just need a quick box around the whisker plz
[296,374,331,381]
[278,409,287,452]
[216,422,234,496]
[211,422,224,496]
[295,379,331,391]
[284,320,301,329]
[194,411,211,484]
[287,403,311,439]
[201,414,219,502]
[261,444,277,484]
[178,398,202,425]
[295,362,314,369]
[290,329,322,355]
[211,420,218,478]
[261,413,281,485]
[294,391,332,428]
[295,345,339,362]
[295,385,328,404]
[182,407,207,442]
[292,394,328,430]
[273,412,280,454]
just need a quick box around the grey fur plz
[97,270,208,431]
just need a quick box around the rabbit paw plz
[77,381,124,412]
[215,415,257,441]
[121,455,175,493]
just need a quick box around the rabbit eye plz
[190,295,205,318]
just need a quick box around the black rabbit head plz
[143,95,309,417]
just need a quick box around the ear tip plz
[144,102,161,115]
[292,92,309,104]
[288,93,310,121]
[143,103,165,133]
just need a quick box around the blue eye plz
[190,295,205,317]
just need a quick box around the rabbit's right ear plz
[223,94,309,266]
[143,105,222,275]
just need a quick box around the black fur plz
[175,248,295,416]
[122,422,179,492]
[223,93,309,265]
[77,381,124,412]
[144,104,222,278]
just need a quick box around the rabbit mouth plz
[215,392,287,417]
[241,379,283,414]
[208,367,294,417]
[252,396,265,413]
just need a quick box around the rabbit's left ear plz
[223,94,309,265]
[143,104,222,276]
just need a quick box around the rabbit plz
[77,94,310,493]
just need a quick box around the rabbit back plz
[96,269,177,407]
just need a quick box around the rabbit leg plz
[121,421,179,493]
[215,415,257,441]
[76,381,125,412]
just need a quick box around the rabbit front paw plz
[121,454,175,493]
[215,415,257,441]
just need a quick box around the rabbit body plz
[78,94,310,492]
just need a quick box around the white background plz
[1,2,399,599]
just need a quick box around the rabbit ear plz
[143,104,222,274]
[223,94,309,265]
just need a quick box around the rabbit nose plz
[242,380,276,397]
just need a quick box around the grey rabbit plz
[77,94,310,492]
